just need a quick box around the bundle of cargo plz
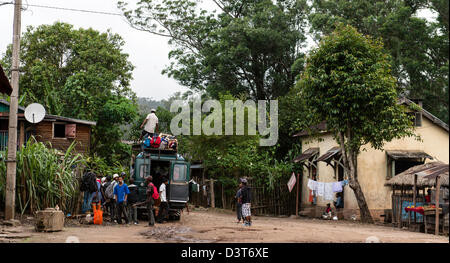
[143,133,178,151]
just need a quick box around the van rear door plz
[169,161,189,203]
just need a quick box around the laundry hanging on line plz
[307,179,347,194]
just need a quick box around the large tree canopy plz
[119,0,309,100]
[1,22,138,162]
[309,0,449,124]
[297,24,416,223]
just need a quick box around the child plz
[322,203,332,219]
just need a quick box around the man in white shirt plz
[157,178,169,223]
[139,108,159,140]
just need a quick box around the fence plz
[392,193,425,227]
[189,175,299,217]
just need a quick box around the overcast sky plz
[0,1,436,101]
[0,0,206,100]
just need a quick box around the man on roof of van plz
[139,108,159,140]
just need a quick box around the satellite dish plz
[24,103,46,124]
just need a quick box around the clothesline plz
[307,179,349,201]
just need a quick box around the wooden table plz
[423,208,443,234]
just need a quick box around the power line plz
[0,1,123,16]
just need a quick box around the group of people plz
[83,172,170,226]
[235,178,252,227]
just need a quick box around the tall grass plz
[0,136,85,215]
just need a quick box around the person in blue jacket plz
[113,175,130,224]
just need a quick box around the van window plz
[173,164,186,182]
[139,164,150,178]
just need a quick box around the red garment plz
[309,190,314,203]
[425,195,431,203]
[404,207,425,215]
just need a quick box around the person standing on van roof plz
[157,177,169,223]
[139,108,159,140]
[113,175,130,224]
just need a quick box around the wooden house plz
[0,99,96,154]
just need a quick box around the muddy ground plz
[2,208,449,243]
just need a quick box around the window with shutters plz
[53,123,66,138]
[408,111,422,127]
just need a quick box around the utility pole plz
[295,173,300,216]
[5,0,22,221]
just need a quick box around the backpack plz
[105,182,115,199]
[144,136,151,148]
[148,183,159,200]
[150,135,161,148]
[80,172,97,193]
[128,185,139,204]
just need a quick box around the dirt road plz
[12,208,449,243]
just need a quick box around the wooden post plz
[295,172,300,216]
[392,187,396,224]
[221,182,226,209]
[413,174,417,224]
[398,185,403,228]
[435,176,441,235]
[5,0,22,221]
[210,179,215,208]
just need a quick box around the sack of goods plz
[92,204,103,225]
[143,136,151,147]
[159,133,178,151]
[142,133,178,151]
[158,137,169,150]
[150,135,162,148]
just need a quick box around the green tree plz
[118,0,309,100]
[1,22,137,164]
[308,0,449,123]
[297,25,416,223]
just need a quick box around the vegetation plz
[118,0,309,100]
[296,24,416,223]
[0,137,85,215]
[0,22,138,165]
[309,0,449,124]
[175,93,302,194]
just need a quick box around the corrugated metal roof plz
[0,100,96,126]
[317,146,341,163]
[0,65,12,96]
[44,114,96,126]
[293,147,319,163]
[398,97,449,132]
[386,150,433,160]
[385,162,449,187]
[293,121,327,137]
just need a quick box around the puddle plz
[140,225,214,243]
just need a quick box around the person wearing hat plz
[139,108,159,141]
